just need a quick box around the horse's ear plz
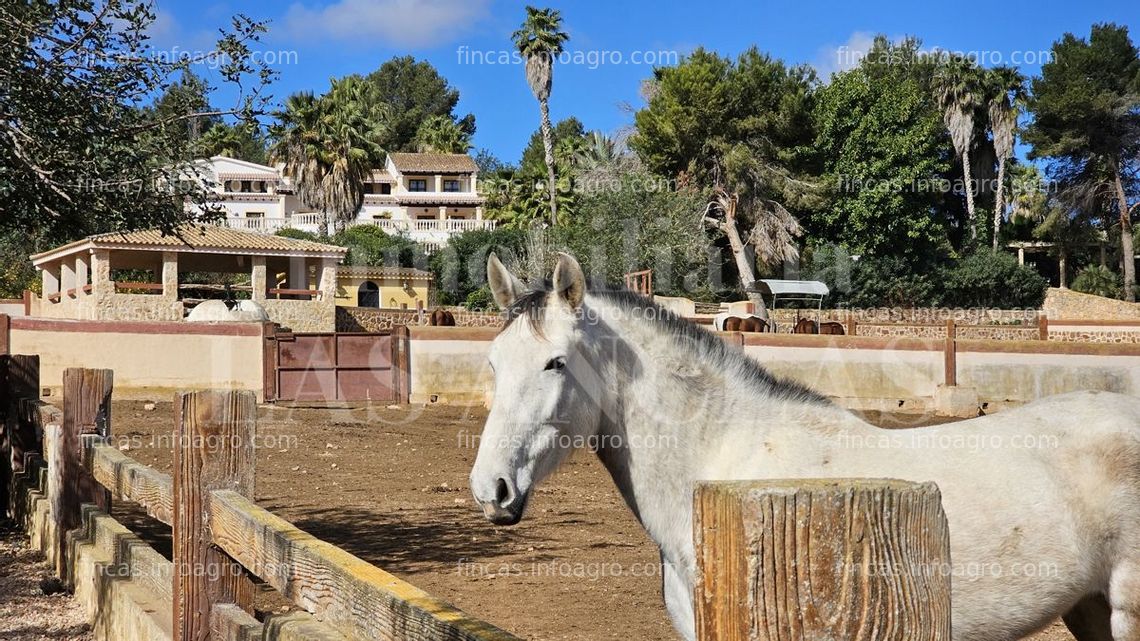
[487,253,525,310]
[552,253,585,310]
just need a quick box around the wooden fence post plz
[174,390,257,641]
[0,313,10,357]
[0,354,8,521]
[9,356,44,524]
[262,322,278,403]
[944,319,957,387]
[694,479,952,641]
[393,324,411,404]
[51,368,113,583]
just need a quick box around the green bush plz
[941,251,1048,308]
[275,228,321,242]
[464,285,497,311]
[429,227,529,306]
[1071,265,1122,299]
[843,256,943,308]
[805,250,1047,309]
[331,225,423,267]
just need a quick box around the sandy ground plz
[0,524,92,641]
[86,400,1075,641]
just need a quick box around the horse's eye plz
[544,357,566,372]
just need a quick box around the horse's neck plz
[584,297,866,569]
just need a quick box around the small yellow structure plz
[334,266,433,309]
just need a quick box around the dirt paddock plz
[107,400,1073,641]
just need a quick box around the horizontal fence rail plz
[1,358,522,641]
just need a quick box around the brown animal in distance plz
[430,309,456,326]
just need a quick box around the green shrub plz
[331,225,423,267]
[942,251,1047,308]
[844,256,943,308]
[275,228,321,242]
[429,227,529,306]
[1071,265,1122,299]
[465,285,497,311]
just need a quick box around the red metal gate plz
[274,332,398,402]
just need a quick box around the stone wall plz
[337,306,503,332]
[262,299,336,333]
[1043,287,1140,320]
[766,307,1040,326]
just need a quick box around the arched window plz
[357,281,379,307]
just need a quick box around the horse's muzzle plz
[478,476,527,526]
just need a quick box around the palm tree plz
[512,6,569,226]
[574,130,620,171]
[702,186,804,319]
[984,66,1027,251]
[934,55,983,242]
[271,79,386,235]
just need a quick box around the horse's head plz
[469,252,604,526]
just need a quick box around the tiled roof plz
[87,226,346,253]
[31,225,346,265]
[338,265,433,280]
[388,153,478,174]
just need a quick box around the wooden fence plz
[1,356,521,641]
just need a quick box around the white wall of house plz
[192,155,492,247]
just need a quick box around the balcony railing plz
[220,215,497,235]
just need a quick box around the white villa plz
[196,152,494,250]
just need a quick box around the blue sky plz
[152,0,1138,164]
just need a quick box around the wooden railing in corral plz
[1,358,521,641]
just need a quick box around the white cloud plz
[813,31,877,80]
[281,0,490,48]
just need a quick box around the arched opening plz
[357,281,379,308]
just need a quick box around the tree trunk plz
[993,156,1006,252]
[319,213,330,238]
[962,149,977,242]
[721,201,769,319]
[539,98,558,226]
[1115,171,1136,302]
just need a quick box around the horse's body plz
[471,254,1140,641]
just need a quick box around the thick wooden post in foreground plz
[174,390,257,641]
[2,354,42,521]
[51,368,112,580]
[694,479,952,641]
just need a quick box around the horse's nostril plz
[495,477,514,507]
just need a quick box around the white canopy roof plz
[751,279,830,297]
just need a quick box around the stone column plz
[75,255,89,297]
[434,174,443,192]
[251,256,267,302]
[438,206,447,221]
[42,263,61,299]
[60,259,76,297]
[90,249,111,297]
[475,206,484,221]
[1017,247,1025,266]
[318,259,337,301]
[162,251,179,300]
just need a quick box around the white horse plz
[469,253,1140,641]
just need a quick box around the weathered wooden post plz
[8,355,47,526]
[694,479,952,641]
[173,390,257,641]
[943,319,957,387]
[48,368,113,582]
[0,354,9,521]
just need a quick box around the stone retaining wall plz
[337,306,503,332]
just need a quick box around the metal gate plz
[274,332,399,403]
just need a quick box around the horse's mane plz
[503,282,832,407]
